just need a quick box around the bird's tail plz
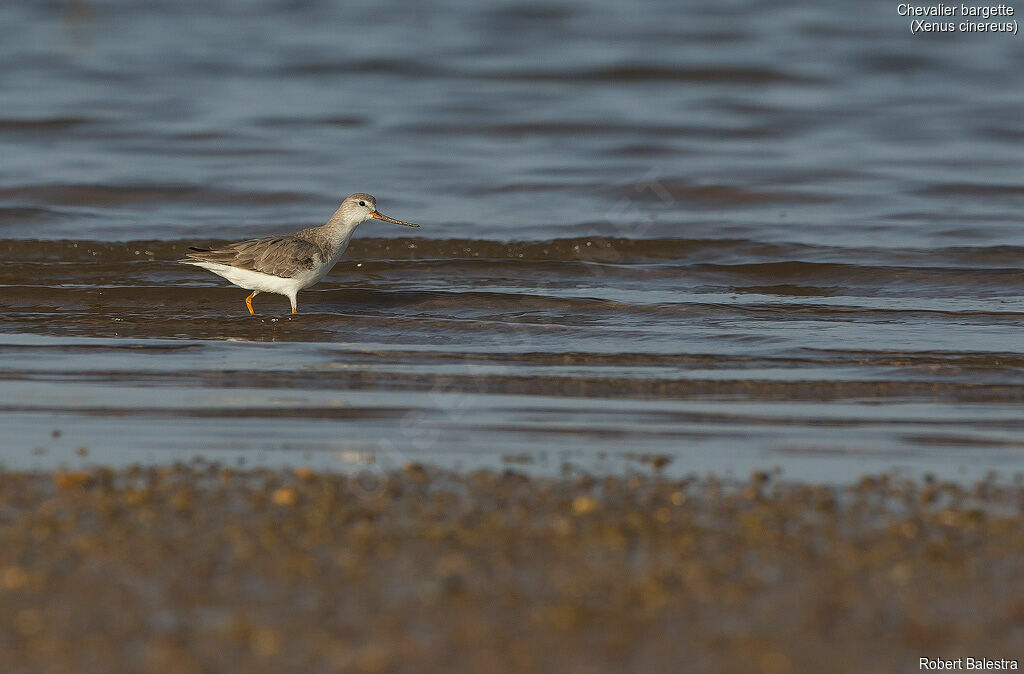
[177,247,210,264]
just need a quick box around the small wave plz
[254,115,367,128]
[0,207,65,224]
[616,180,836,205]
[280,58,441,77]
[0,184,317,207]
[0,117,96,132]
[917,183,1024,198]
[0,237,813,265]
[501,65,822,85]
[9,238,1024,271]
[276,60,818,86]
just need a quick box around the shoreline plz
[1,464,1021,672]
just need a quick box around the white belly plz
[185,238,348,304]
[188,262,320,298]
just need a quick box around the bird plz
[179,193,418,315]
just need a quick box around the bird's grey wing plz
[182,236,325,278]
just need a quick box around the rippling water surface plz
[3,0,1024,481]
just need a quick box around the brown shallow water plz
[0,465,1022,673]
[5,236,1024,481]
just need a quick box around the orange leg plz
[291,307,298,315]
[245,291,257,315]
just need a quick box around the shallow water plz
[3,0,1024,481]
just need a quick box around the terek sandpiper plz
[179,193,418,315]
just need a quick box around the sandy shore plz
[1,464,1022,672]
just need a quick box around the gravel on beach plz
[1,464,1022,673]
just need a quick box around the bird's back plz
[179,231,331,279]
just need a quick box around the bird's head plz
[339,193,419,227]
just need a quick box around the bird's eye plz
[358,201,366,207]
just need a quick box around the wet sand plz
[1,463,1022,673]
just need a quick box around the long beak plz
[371,210,419,227]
